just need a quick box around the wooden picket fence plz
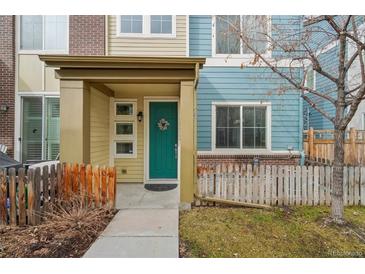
[304,128,365,165]
[0,163,116,226]
[197,164,365,206]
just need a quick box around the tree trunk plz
[331,127,345,223]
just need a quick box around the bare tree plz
[218,15,365,222]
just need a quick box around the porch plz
[39,55,205,204]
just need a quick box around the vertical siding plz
[90,88,110,166]
[107,15,187,56]
[189,15,212,57]
[197,67,302,152]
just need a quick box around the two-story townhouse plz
[0,15,304,206]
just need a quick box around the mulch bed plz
[0,200,117,258]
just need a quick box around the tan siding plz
[90,87,110,166]
[18,54,59,92]
[107,15,187,56]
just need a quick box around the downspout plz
[299,69,305,165]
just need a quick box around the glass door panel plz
[45,97,60,160]
[21,97,43,162]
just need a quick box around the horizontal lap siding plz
[306,46,338,130]
[189,15,302,58]
[189,16,212,57]
[108,16,186,56]
[90,88,110,167]
[197,67,302,151]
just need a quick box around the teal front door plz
[149,102,178,179]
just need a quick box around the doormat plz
[144,184,178,191]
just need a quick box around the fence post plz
[18,168,26,226]
[9,168,17,225]
[349,127,357,165]
[0,169,7,225]
[308,127,314,160]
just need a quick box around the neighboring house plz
[0,15,304,206]
[303,16,365,131]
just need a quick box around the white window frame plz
[212,15,272,59]
[113,100,137,158]
[116,15,176,38]
[17,15,69,55]
[211,101,272,153]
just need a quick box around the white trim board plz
[143,97,180,184]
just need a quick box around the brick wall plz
[197,154,301,167]
[69,15,105,56]
[0,16,15,158]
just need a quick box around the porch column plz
[180,81,196,204]
[59,80,90,163]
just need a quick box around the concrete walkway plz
[83,184,179,258]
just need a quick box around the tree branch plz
[302,94,335,123]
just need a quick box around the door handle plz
[174,144,178,160]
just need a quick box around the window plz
[20,15,68,52]
[214,15,269,56]
[117,15,175,37]
[214,103,270,150]
[150,15,173,34]
[113,101,137,158]
[120,16,143,33]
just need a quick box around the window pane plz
[116,103,133,115]
[22,97,43,161]
[255,128,266,148]
[116,142,133,154]
[255,107,266,127]
[242,107,254,127]
[151,15,172,34]
[20,16,43,50]
[216,128,227,148]
[216,15,240,54]
[228,128,240,148]
[241,15,268,54]
[120,15,143,33]
[228,107,240,127]
[216,106,228,127]
[116,123,133,135]
[44,16,67,51]
[242,128,255,148]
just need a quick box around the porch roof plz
[39,55,206,84]
[39,55,205,70]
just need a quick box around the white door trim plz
[144,96,180,184]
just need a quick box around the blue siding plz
[189,15,303,58]
[189,16,212,57]
[197,67,303,151]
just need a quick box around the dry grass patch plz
[179,206,365,258]
[0,198,117,258]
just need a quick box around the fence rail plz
[197,164,365,206]
[0,163,116,226]
[304,128,365,165]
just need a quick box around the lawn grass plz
[179,206,365,258]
